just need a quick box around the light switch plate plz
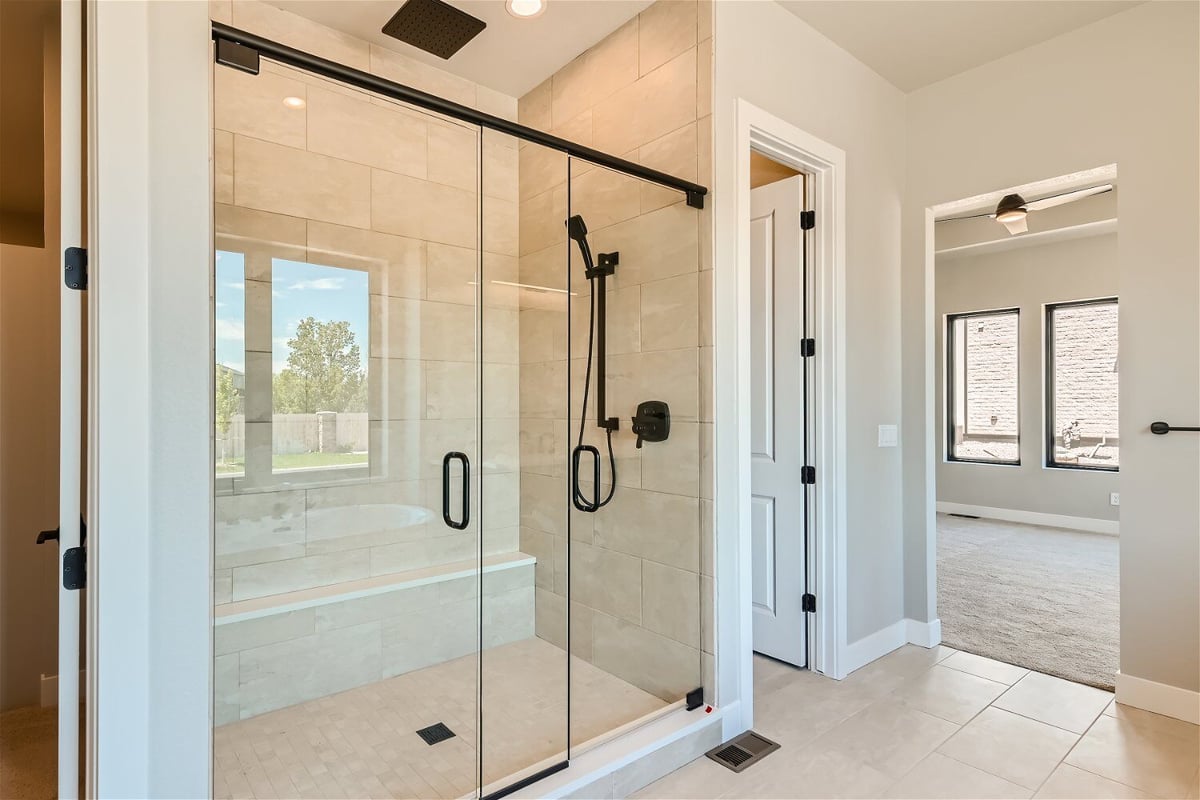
[878,424,898,447]
[1110,492,1120,506]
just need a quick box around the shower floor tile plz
[214,637,667,799]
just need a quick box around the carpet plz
[0,705,57,799]
[937,513,1119,690]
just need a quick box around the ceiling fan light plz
[995,208,1026,224]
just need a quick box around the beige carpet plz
[937,513,1119,690]
[0,705,57,799]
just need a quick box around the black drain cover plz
[381,0,486,60]
[416,722,456,745]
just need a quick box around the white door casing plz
[749,174,809,667]
[59,2,83,796]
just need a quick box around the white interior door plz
[58,1,83,796]
[750,174,809,667]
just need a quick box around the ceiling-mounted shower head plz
[381,0,487,60]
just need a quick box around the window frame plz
[945,307,1022,467]
[1044,296,1120,473]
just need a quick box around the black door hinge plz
[801,465,816,485]
[63,547,86,591]
[64,247,87,290]
[800,210,815,230]
[800,338,816,357]
[802,593,816,613]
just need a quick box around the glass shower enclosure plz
[211,25,707,800]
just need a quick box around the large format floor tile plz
[992,671,1113,734]
[1063,712,1199,799]
[890,665,1009,724]
[884,753,1030,799]
[937,707,1079,789]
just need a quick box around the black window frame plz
[945,307,1022,466]
[1045,297,1119,472]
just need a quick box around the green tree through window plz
[273,316,367,414]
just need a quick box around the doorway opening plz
[930,166,1120,690]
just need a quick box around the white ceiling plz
[267,0,652,98]
[777,0,1141,91]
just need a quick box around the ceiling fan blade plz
[1024,183,1114,211]
[936,212,995,223]
[1001,215,1028,235]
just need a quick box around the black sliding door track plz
[211,22,708,209]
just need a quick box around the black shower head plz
[565,215,595,275]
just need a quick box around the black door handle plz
[1151,421,1200,434]
[37,528,59,544]
[572,444,601,513]
[442,451,470,530]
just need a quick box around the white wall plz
[713,0,907,660]
[936,233,1120,523]
[903,2,1200,696]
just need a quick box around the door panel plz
[750,173,808,667]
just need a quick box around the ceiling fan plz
[938,183,1114,235]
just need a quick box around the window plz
[946,309,1020,464]
[1046,298,1119,470]
[215,250,246,477]
[271,259,370,474]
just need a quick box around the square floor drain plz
[416,722,456,745]
[706,731,780,773]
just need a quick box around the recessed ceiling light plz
[282,96,306,109]
[506,0,546,19]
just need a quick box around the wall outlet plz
[878,424,898,447]
[1110,492,1120,507]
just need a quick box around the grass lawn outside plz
[215,451,368,474]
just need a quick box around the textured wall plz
[516,0,714,701]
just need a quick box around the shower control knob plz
[632,400,670,449]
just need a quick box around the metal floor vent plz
[381,0,486,60]
[416,722,456,745]
[706,731,780,773]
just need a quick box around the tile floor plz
[214,637,665,799]
[634,646,1200,799]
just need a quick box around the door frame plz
[716,98,848,737]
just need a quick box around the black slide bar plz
[1150,421,1200,434]
[211,23,708,209]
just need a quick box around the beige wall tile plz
[573,541,643,625]
[372,170,476,248]
[241,351,272,423]
[551,17,639,129]
[216,204,307,280]
[235,135,371,228]
[215,569,233,605]
[519,143,566,202]
[642,560,700,647]
[304,479,430,554]
[641,272,698,351]
[555,109,594,148]
[216,609,315,656]
[518,77,552,130]
[594,487,699,571]
[231,548,370,601]
[210,0,232,24]
[483,134,520,202]
[307,85,427,178]
[319,233,424,303]
[214,653,239,725]
[368,44,476,107]
[641,420,700,496]
[425,361,475,420]
[382,599,475,677]
[215,130,234,204]
[519,185,568,257]
[593,201,698,289]
[592,48,696,156]
[476,85,518,121]
[216,490,307,570]
[215,53,308,150]
[426,242,476,305]
[483,308,520,365]
[696,0,713,41]
[696,38,712,119]
[639,123,698,212]
[521,471,567,537]
[238,621,382,718]
[370,531,477,575]
[639,1,697,77]
[427,119,478,192]
[314,583,441,631]
[368,357,424,421]
[591,613,699,701]
[571,164,643,231]
[483,196,519,257]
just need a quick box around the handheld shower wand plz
[566,215,619,512]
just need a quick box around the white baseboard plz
[844,618,943,675]
[937,501,1119,536]
[1115,671,1200,725]
[39,670,87,708]
[906,618,942,648]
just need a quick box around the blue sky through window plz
[214,252,370,375]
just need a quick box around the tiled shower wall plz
[516,1,716,702]
[211,0,522,604]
